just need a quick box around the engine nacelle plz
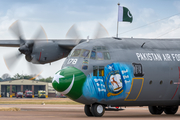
[26,41,70,64]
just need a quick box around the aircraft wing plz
[0,40,20,47]
[0,39,86,49]
[51,39,86,49]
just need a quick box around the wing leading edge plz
[0,40,20,47]
[0,39,86,48]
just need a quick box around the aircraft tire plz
[148,106,164,115]
[164,106,178,114]
[91,104,105,117]
[84,105,93,117]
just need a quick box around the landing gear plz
[84,105,93,117]
[164,106,178,114]
[84,104,105,117]
[148,106,164,115]
[91,104,105,117]
[148,106,179,115]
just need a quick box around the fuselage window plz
[82,65,88,70]
[99,66,104,76]
[71,49,81,57]
[97,52,104,60]
[93,66,98,76]
[81,49,90,58]
[93,66,104,77]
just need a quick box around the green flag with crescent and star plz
[118,6,133,23]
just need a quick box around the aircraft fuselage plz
[52,37,180,116]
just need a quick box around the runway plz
[0,104,180,120]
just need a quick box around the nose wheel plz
[84,105,93,116]
[84,104,105,117]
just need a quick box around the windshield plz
[40,92,45,94]
[71,49,81,57]
[97,52,104,60]
[90,46,110,60]
[69,49,91,58]
[27,92,32,94]
[90,51,96,59]
[81,49,90,58]
[17,92,23,95]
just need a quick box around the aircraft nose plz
[52,66,86,100]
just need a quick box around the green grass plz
[0,107,21,111]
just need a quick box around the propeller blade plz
[26,62,43,80]
[9,20,24,44]
[27,62,41,74]
[66,24,81,44]
[29,71,43,80]
[92,22,109,39]
[32,26,48,42]
[3,52,22,72]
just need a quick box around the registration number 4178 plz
[67,59,78,64]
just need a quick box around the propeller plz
[65,24,82,44]
[3,52,22,71]
[92,22,109,39]
[4,20,46,79]
[65,22,109,42]
[8,20,24,43]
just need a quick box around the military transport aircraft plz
[0,20,180,117]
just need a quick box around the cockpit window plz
[90,46,111,60]
[68,49,74,57]
[69,47,110,60]
[96,46,102,51]
[97,52,104,60]
[103,52,111,60]
[71,49,81,57]
[81,49,90,58]
[102,46,107,50]
[90,50,96,59]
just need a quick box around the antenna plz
[141,42,146,48]
[86,36,89,42]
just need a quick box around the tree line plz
[0,73,53,83]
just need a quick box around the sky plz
[0,0,180,79]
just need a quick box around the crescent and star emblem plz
[127,11,132,18]
[53,71,75,95]
[60,74,75,94]
[52,71,64,84]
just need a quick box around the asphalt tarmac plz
[0,104,180,120]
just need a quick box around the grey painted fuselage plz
[62,37,180,106]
